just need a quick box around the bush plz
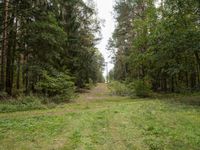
[0,96,47,113]
[108,80,152,98]
[0,91,8,99]
[108,81,129,96]
[84,78,95,90]
[36,71,75,102]
[133,80,152,97]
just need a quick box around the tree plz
[110,0,200,92]
[1,0,9,91]
[0,0,104,98]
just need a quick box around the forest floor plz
[0,83,200,150]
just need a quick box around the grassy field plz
[0,84,200,150]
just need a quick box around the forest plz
[0,0,104,100]
[109,0,200,95]
[0,0,200,149]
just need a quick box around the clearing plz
[0,83,200,150]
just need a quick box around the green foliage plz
[108,79,152,98]
[132,80,152,98]
[110,0,200,93]
[84,78,95,90]
[36,71,75,102]
[0,92,8,99]
[108,81,129,96]
[0,96,46,113]
[0,0,104,98]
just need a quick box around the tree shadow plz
[152,94,200,107]
[167,96,200,107]
[128,93,200,107]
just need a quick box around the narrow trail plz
[0,84,200,150]
[0,84,113,119]
[76,83,111,102]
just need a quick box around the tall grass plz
[0,96,53,113]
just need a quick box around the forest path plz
[76,83,112,102]
[0,84,200,150]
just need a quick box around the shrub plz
[109,80,152,98]
[126,82,136,98]
[0,91,8,99]
[36,71,75,102]
[133,79,152,97]
[84,78,95,90]
[108,81,129,96]
[174,82,190,93]
[0,96,46,113]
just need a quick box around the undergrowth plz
[0,96,59,113]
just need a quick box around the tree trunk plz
[171,76,174,92]
[186,72,189,88]
[194,52,200,68]
[6,27,13,95]
[25,54,29,95]
[1,0,9,91]
[190,72,196,90]
[17,55,20,89]
[11,16,18,93]
[6,5,18,95]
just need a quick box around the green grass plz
[0,96,52,113]
[0,96,200,150]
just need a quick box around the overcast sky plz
[83,0,161,77]
[94,0,115,77]
[93,0,160,77]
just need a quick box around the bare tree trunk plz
[17,55,20,89]
[186,72,189,88]
[171,76,174,92]
[1,0,9,91]
[25,54,29,95]
[6,27,13,95]
[11,15,18,94]
[190,72,196,90]
[6,4,17,95]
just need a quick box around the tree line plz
[109,0,200,93]
[0,0,104,98]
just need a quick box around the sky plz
[82,0,114,77]
[93,0,161,77]
[94,0,115,77]
[88,0,161,78]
